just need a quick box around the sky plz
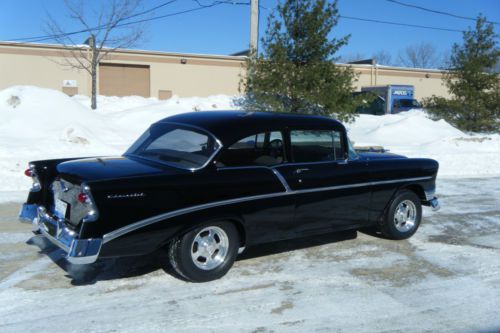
[1,0,499,64]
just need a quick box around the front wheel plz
[380,190,422,240]
[168,221,239,282]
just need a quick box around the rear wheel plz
[168,221,239,282]
[380,190,422,240]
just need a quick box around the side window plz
[228,133,265,150]
[218,131,285,167]
[290,130,344,163]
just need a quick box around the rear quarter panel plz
[82,166,291,257]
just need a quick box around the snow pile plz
[0,85,499,201]
[346,111,500,176]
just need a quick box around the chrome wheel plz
[393,200,417,232]
[190,226,229,270]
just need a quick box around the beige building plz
[0,42,450,100]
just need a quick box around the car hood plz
[57,156,185,182]
[357,152,407,160]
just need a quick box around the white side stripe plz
[102,176,432,243]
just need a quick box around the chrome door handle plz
[295,168,310,174]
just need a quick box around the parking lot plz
[0,177,499,333]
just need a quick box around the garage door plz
[99,63,150,97]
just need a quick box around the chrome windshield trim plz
[102,175,432,243]
[127,121,224,172]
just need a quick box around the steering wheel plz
[269,139,283,149]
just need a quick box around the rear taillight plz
[25,164,41,192]
[77,192,89,204]
[80,183,99,223]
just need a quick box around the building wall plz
[0,42,449,101]
[0,44,90,95]
[351,65,450,100]
[0,43,244,98]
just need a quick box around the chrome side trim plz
[102,176,432,243]
[271,169,291,192]
[217,165,291,192]
[103,190,290,243]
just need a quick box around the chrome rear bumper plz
[19,203,102,264]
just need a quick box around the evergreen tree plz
[239,0,361,122]
[425,15,500,132]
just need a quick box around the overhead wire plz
[4,0,251,44]
[3,0,477,47]
[386,0,500,26]
[339,15,464,33]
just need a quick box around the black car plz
[19,111,440,282]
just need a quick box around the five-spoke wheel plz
[380,190,422,240]
[191,226,229,270]
[168,221,239,282]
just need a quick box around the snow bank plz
[346,111,500,177]
[0,86,499,201]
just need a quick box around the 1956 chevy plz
[19,111,440,282]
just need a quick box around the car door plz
[215,130,296,243]
[276,129,371,235]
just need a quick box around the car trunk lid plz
[56,155,184,182]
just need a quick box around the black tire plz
[380,190,422,240]
[168,221,239,282]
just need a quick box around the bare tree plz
[46,0,145,109]
[398,42,439,69]
[372,50,393,66]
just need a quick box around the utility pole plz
[250,0,259,57]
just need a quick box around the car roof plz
[158,111,345,146]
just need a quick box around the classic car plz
[19,111,440,282]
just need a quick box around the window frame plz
[216,130,287,168]
[125,122,222,171]
[288,129,347,164]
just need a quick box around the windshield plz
[347,136,359,160]
[397,99,421,108]
[125,123,221,170]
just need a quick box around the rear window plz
[290,130,344,163]
[126,123,220,170]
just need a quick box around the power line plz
[5,0,250,44]
[386,0,500,26]
[8,0,178,42]
[340,15,464,33]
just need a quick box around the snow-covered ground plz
[1,85,499,201]
[1,86,499,331]
[0,176,499,332]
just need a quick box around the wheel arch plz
[156,214,247,250]
[400,183,426,202]
[376,183,425,223]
